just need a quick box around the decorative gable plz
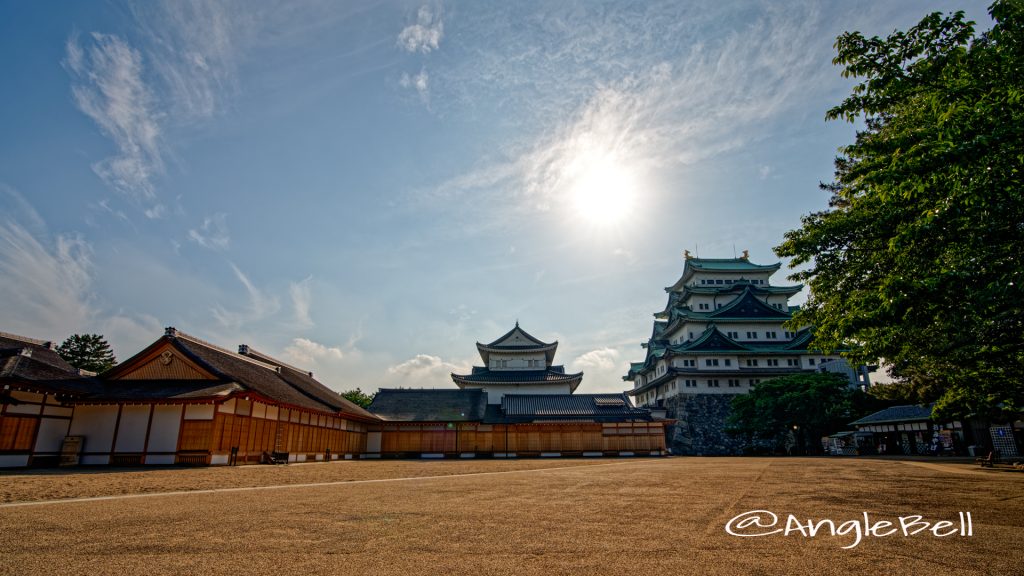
[114,343,216,381]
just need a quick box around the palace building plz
[624,252,845,455]
[2,324,665,467]
[1,327,378,468]
[365,323,666,458]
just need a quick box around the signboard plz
[60,435,83,467]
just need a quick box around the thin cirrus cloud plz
[211,262,281,329]
[289,276,314,329]
[64,32,164,204]
[187,213,231,251]
[415,2,828,229]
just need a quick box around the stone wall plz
[664,393,749,455]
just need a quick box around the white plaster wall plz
[489,353,547,370]
[147,405,183,453]
[68,405,119,455]
[184,404,214,420]
[4,402,41,415]
[114,405,151,452]
[483,384,572,404]
[366,432,382,452]
[0,455,30,467]
[34,417,71,453]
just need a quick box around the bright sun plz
[569,158,638,226]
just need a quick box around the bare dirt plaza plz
[1,457,1021,575]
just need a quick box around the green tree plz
[57,334,117,373]
[727,373,861,455]
[341,388,375,409]
[775,1,1024,421]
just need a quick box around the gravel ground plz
[0,457,1021,575]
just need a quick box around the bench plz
[975,450,999,468]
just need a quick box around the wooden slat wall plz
[372,422,667,455]
[0,416,37,451]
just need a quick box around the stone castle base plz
[664,393,750,456]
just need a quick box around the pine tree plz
[57,334,117,373]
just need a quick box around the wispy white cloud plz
[397,5,444,54]
[0,189,95,338]
[129,0,258,121]
[415,2,827,230]
[211,262,280,328]
[289,276,314,329]
[187,212,230,250]
[65,32,163,202]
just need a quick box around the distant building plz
[624,252,845,455]
[364,324,666,458]
[451,322,582,404]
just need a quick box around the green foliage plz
[726,373,860,454]
[775,1,1024,421]
[57,334,117,373]
[341,387,375,409]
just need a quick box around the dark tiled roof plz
[681,326,749,352]
[368,388,487,422]
[482,323,553,348]
[0,350,102,396]
[705,288,791,320]
[0,332,75,372]
[83,380,243,402]
[452,367,583,393]
[169,336,336,412]
[499,393,651,422]
[851,404,935,426]
[239,346,377,420]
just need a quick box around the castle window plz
[705,359,719,367]
[767,359,779,367]
[728,379,740,387]
[766,331,777,339]
[809,358,816,365]
[724,359,732,366]
[708,379,720,387]
[716,280,724,285]
[727,331,738,338]
[746,359,758,367]
[746,331,757,339]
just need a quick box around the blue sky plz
[0,0,991,393]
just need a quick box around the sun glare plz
[569,155,638,226]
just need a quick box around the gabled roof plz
[0,331,103,398]
[708,287,791,320]
[678,325,749,352]
[0,349,101,397]
[476,323,558,365]
[452,366,583,392]
[238,345,376,420]
[102,328,379,420]
[666,257,781,292]
[368,388,487,422]
[851,404,935,426]
[500,393,651,422]
[0,331,75,373]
